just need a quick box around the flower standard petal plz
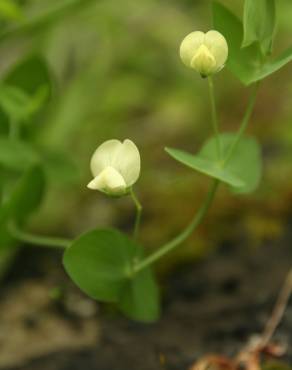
[204,30,228,71]
[179,30,228,76]
[111,139,141,187]
[180,31,205,68]
[90,139,123,177]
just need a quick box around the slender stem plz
[8,223,71,249]
[223,82,260,166]
[259,268,292,347]
[208,76,221,159]
[130,188,143,240]
[133,179,219,274]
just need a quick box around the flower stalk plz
[130,188,143,240]
[208,76,221,159]
[133,179,219,274]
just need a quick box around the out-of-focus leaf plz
[0,165,45,224]
[5,55,53,101]
[0,85,29,119]
[0,137,40,171]
[0,0,23,21]
[41,149,80,184]
[0,137,77,184]
[242,0,276,55]
[0,84,48,122]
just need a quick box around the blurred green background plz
[1,0,291,270]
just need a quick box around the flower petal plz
[180,31,205,68]
[191,44,217,75]
[87,166,127,195]
[111,139,141,187]
[204,30,228,70]
[90,139,122,177]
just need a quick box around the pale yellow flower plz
[180,30,228,76]
[87,139,140,196]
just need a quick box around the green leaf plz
[213,1,262,85]
[213,2,292,85]
[166,134,262,194]
[165,147,244,188]
[200,133,262,194]
[5,55,53,101]
[0,84,47,122]
[0,56,52,128]
[63,229,139,303]
[0,137,40,171]
[250,46,292,82]
[0,165,45,224]
[242,0,276,55]
[0,85,30,119]
[118,248,160,322]
[63,229,160,322]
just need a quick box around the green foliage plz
[5,55,52,99]
[242,0,276,55]
[165,147,243,188]
[0,137,40,171]
[0,83,47,122]
[0,165,45,224]
[200,134,262,194]
[0,48,77,287]
[0,55,52,128]
[63,229,160,322]
[118,263,159,322]
[0,0,22,21]
[213,1,262,85]
[41,149,80,184]
[63,229,136,303]
[213,2,292,85]
[166,133,262,194]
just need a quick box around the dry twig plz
[190,268,292,370]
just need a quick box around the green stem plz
[208,76,221,159]
[223,82,260,166]
[130,188,143,240]
[8,223,71,249]
[133,179,219,274]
